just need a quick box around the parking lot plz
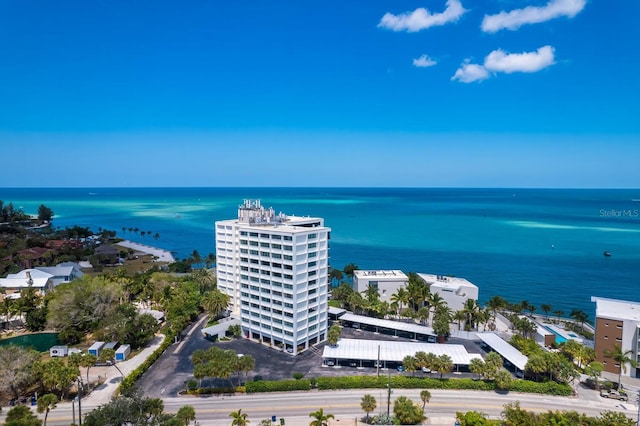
[137,318,486,398]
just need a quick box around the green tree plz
[201,289,230,319]
[432,305,451,340]
[456,411,492,426]
[37,204,54,222]
[469,358,486,379]
[585,361,604,389]
[361,394,377,423]
[343,263,359,279]
[328,267,344,285]
[494,369,513,391]
[309,408,334,426]
[0,345,40,399]
[36,393,58,426]
[597,411,635,425]
[434,354,453,378]
[540,304,552,317]
[483,352,504,380]
[390,287,410,317]
[393,396,424,425]
[4,405,43,426]
[46,275,122,344]
[327,323,342,346]
[402,355,417,376]
[603,344,638,391]
[570,309,589,332]
[176,405,197,425]
[419,389,431,414]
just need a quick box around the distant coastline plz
[115,240,175,263]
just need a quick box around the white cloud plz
[482,0,586,33]
[451,61,490,83]
[413,54,437,68]
[378,0,467,32]
[484,46,555,73]
[452,46,556,83]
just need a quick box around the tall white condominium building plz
[215,200,330,355]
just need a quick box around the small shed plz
[104,341,119,351]
[50,345,68,357]
[115,344,131,361]
[88,341,105,357]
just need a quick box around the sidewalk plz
[82,334,166,405]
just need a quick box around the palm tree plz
[419,389,431,414]
[37,393,58,426]
[570,309,589,332]
[309,408,335,426]
[176,405,197,425]
[554,309,564,324]
[540,303,552,318]
[230,408,250,426]
[390,287,409,317]
[360,394,376,423]
[343,263,359,280]
[202,289,229,319]
[603,345,638,390]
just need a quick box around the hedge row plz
[185,386,245,395]
[245,379,311,393]
[315,376,571,396]
[119,333,172,392]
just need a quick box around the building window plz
[272,235,281,240]
[284,236,293,241]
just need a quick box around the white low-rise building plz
[0,269,54,297]
[417,273,479,312]
[353,270,407,302]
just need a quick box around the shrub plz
[245,379,311,393]
[292,372,304,380]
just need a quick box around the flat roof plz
[339,312,434,336]
[591,296,640,322]
[417,273,478,290]
[328,306,347,316]
[354,270,408,279]
[322,338,482,365]
[476,332,528,371]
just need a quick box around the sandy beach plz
[116,240,175,263]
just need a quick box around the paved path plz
[82,334,166,405]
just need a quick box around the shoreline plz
[115,240,176,263]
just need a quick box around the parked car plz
[600,389,628,401]
[421,366,431,373]
[396,365,405,372]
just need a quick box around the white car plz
[422,367,431,373]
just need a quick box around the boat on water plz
[603,251,611,257]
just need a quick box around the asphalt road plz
[35,388,638,426]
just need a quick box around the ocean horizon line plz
[2,186,639,191]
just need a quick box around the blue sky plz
[1,0,638,188]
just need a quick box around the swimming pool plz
[543,326,568,344]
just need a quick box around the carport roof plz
[476,332,528,371]
[328,306,347,316]
[322,338,482,365]
[339,313,434,336]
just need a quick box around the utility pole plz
[636,391,640,426]
[78,383,82,426]
[387,369,391,417]
[377,345,380,378]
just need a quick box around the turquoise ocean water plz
[2,187,639,318]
